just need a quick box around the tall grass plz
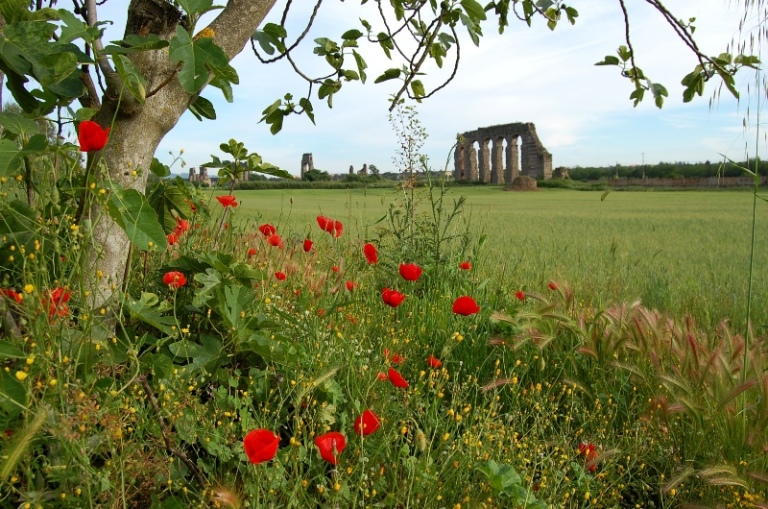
[232,187,768,331]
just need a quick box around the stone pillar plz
[491,138,504,184]
[189,168,196,182]
[349,165,354,175]
[505,136,519,182]
[467,140,479,181]
[454,140,466,180]
[478,139,490,183]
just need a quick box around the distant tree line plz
[566,160,768,181]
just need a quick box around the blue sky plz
[97,1,761,176]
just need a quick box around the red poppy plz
[303,239,313,252]
[317,215,334,232]
[166,232,178,246]
[174,219,190,235]
[332,266,339,273]
[578,442,598,473]
[390,353,404,365]
[452,296,480,316]
[247,248,257,257]
[363,243,378,264]
[267,234,283,248]
[314,431,347,465]
[399,263,423,281]
[345,281,357,291]
[243,429,279,464]
[515,291,526,301]
[163,271,187,289]
[376,372,387,381]
[548,281,558,290]
[45,287,71,317]
[388,367,409,389]
[259,224,276,237]
[0,289,22,304]
[216,195,238,207]
[459,261,472,270]
[333,220,343,238]
[354,409,381,436]
[381,288,405,308]
[78,120,110,152]
[427,355,442,369]
[275,271,287,281]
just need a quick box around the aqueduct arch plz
[453,123,552,182]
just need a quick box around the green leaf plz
[299,97,315,124]
[0,21,55,75]
[476,460,523,496]
[651,82,668,108]
[251,23,287,55]
[0,341,25,359]
[102,34,169,55]
[341,69,359,81]
[460,13,482,46]
[735,54,761,68]
[169,27,231,94]
[374,68,401,84]
[0,370,26,419]
[176,0,219,18]
[150,158,171,179]
[595,55,620,66]
[377,32,394,59]
[460,0,486,20]
[342,29,363,40]
[252,162,292,180]
[189,95,216,121]
[0,0,31,25]
[351,50,368,84]
[57,9,101,44]
[36,48,83,97]
[0,112,41,137]
[124,292,177,337]
[629,87,645,106]
[106,189,167,252]
[411,79,425,99]
[113,54,147,103]
[565,6,579,24]
[617,45,632,62]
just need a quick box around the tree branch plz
[251,0,324,65]
[206,0,279,60]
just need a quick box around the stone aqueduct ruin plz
[453,123,552,183]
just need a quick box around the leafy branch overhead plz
[0,0,759,133]
[595,1,760,109]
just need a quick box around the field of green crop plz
[233,186,768,331]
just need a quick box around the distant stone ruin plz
[454,123,552,183]
[301,153,315,177]
[349,163,369,175]
[189,167,211,186]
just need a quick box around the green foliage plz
[202,139,292,188]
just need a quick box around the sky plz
[96,1,764,176]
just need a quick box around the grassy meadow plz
[4,179,768,508]
[234,186,768,332]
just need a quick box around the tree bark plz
[86,0,277,307]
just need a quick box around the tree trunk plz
[86,0,277,308]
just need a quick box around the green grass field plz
[231,186,768,331]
